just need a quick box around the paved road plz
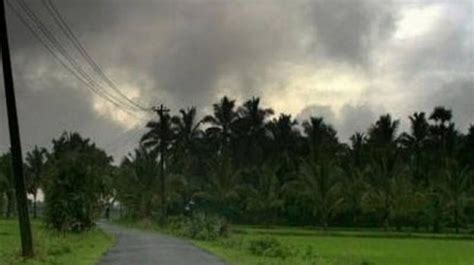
[98,223,226,265]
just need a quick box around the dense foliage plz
[1,96,473,235]
[115,97,474,233]
[43,132,112,232]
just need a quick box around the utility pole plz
[152,104,170,221]
[0,0,34,257]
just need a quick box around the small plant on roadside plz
[167,213,229,240]
[248,236,291,258]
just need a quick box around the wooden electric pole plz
[0,0,34,257]
[152,104,170,221]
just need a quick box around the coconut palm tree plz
[367,114,400,147]
[302,117,338,160]
[234,97,274,166]
[440,162,472,233]
[349,132,367,169]
[141,109,175,219]
[118,146,160,220]
[362,157,415,230]
[290,159,343,230]
[25,146,47,218]
[243,165,283,226]
[172,107,202,151]
[267,114,300,156]
[202,96,239,151]
[201,155,242,219]
[400,112,430,184]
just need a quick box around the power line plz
[8,0,144,119]
[42,0,149,112]
[15,0,139,113]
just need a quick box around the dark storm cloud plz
[1,0,472,159]
[424,78,474,131]
[306,0,396,65]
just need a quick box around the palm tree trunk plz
[33,193,37,219]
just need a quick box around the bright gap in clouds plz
[394,3,444,40]
[265,63,369,118]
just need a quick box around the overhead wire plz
[15,0,139,113]
[8,0,145,119]
[41,0,149,112]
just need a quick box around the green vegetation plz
[193,226,474,265]
[44,133,112,232]
[1,97,474,263]
[0,219,113,265]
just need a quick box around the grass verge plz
[194,227,474,265]
[0,219,114,265]
[112,219,474,265]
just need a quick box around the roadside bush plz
[167,213,229,240]
[247,236,290,258]
[44,132,112,232]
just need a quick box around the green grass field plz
[0,219,113,265]
[193,226,474,265]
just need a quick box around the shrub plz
[247,236,290,258]
[44,132,111,232]
[167,213,229,240]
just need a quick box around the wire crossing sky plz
[0,0,473,160]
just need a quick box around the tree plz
[117,146,160,220]
[233,97,274,166]
[400,112,430,184]
[202,96,239,151]
[267,114,300,155]
[302,117,339,160]
[44,132,112,232]
[172,107,202,152]
[361,157,418,230]
[141,107,175,220]
[243,165,283,225]
[24,146,47,219]
[0,153,15,218]
[290,159,343,230]
[367,114,400,148]
[201,155,242,219]
[429,106,457,162]
[460,125,474,168]
[440,162,472,233]
[349,132,367,169]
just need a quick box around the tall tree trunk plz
[33,193,37,219]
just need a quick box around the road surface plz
[98,223,226,265]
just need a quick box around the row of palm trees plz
[1,96,472,232]
[114,97,474,233]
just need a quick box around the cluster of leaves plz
[43,132,113,232]
[166,213,229,240]
[2,95,473,236]
[113,96,474,234]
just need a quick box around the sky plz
[0,0,473,161]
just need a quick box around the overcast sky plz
[0,0,473,161]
